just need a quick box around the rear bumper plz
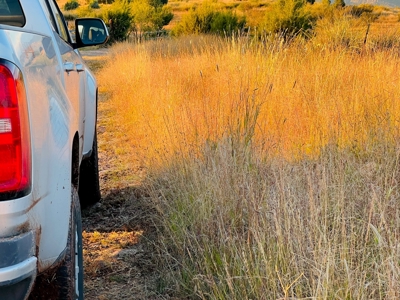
[0,231,37,300]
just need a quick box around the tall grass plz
[98,31,400,298]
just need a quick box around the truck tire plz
[79,130,101,208]
[57,186,84,300]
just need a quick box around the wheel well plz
[71,133,80,189]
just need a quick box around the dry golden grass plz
[97,19,400,299]
[98,34,400,162]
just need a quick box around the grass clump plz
[150,140,400,299]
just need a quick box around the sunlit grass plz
[98,34,400,163]
[83,230,142,276]
[98,28,400,298]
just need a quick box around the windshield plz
[0,0,25,27]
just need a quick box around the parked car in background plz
[0,0,108,299]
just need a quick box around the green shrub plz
[153,6,174,29]
[172,2,246,36]
[130,0,173,33]
[333,0,345,8]
[210,11,246,34]
[349,4,374,18]
[102,1,133,42]
[263,0,315,38]
[64,0,80,11]
[149,0,169,6]
[89,0,101,9]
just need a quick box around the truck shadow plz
[81,185,161,299]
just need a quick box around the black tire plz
[79,130,101,208]
[56,186,84,300]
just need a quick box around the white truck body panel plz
[0,0,107,298]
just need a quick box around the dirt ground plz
[81,52,164,300]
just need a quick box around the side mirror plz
[74,18,109,49]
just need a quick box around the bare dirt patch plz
[81,53,163,300]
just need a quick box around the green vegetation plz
[60,0,400,43]
[62,0,173,42]
[130,0,173,34]
[172,2,246,36]
[262,0,315,37]
[333,0,345,8]
[89,0,100,9]
[64,0,80,10]
[102,0,132,42]
[349,4,374,17]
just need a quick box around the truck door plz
[44,0,85,149]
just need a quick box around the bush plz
[89,0,101,9]
[149,0,168,6]
[210,11,246,34]
[173,3,246,36]
[76,6,101,18]
[102,1,133,43]
[349,4,374,18]
[153,6,174,30]
[130,0,173,33]
[64,0,80,11]
[263,0,315,38]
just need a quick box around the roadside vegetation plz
[59,0,400,41]
[95,7,400,298]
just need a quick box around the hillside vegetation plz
[59,0,400,41]
[95,9,400,297]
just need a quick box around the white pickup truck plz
[0,0,108,299]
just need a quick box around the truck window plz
[47,0,70,43]
[0,0,25,27]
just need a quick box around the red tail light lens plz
[0,61,31,199]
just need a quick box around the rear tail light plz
[0,61,31,199]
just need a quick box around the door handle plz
[64,61,75,72]
[76,64,85,73]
